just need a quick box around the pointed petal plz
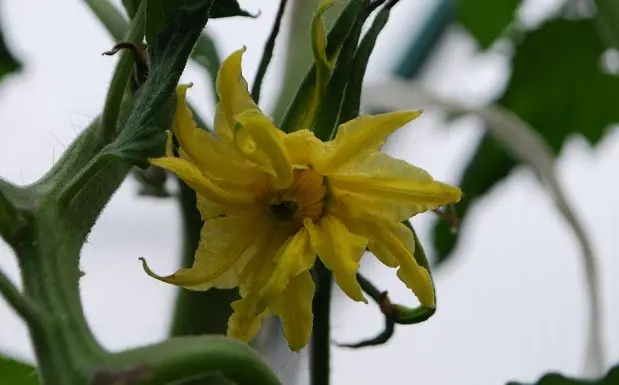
[234,110,293,189]
[215,47,260,140]
[173,84,207,167]
[228,297,270,343]
[255,228,315,313]
[304,216,368,303]
[270,271,315,351]
[330,151,462,222]
[140,215,269,288]
[314,111,421,174]
[149,156,255,206]
[361,216,435,307]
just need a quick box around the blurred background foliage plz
[0,0,617,384]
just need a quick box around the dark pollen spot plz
[270,200,298,221]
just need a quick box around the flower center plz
[265,168,326,223]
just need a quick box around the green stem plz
[310,261,332,385]
[0,268,42,331]
[18,237,105,384]
[101,336,281,385]
[56,151,119,206]
[251,0,288,103]
[99,0,146,144]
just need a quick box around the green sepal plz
[312,2,369,141]
[339,0,394,124]
[279,0,366,133]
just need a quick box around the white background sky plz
[0,0,618,384]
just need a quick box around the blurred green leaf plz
[508,364,619,385]
[433,19,619,265]
[0,20,21,82]
[210,0,255,18]
[458,0,521,48]
[0,355,38,385]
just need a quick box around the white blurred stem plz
[363,79,605,377]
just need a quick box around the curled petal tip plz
[139,257,169,281]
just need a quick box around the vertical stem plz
[310,261,332,385]
[99,0,147,144]
[18,238,104,385]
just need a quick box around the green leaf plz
[508,363,619,385]
[210,0,255,18]
[500,19,619,148]
[433,19,619,265]
[0,355,38,385]
[115,0,215,166]
[145,0,213,50]
[457,0,521,48]
[0,19,21,82]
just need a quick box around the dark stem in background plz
[170,179,239,337]
[251,0,289,103]
[311,261,332,385]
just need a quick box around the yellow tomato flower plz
[141,2,461,352]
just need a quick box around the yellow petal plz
[140,214,269,288]
[283,129,323,165]
[234,110,293,189]
[196,194,224,221]
[330,151,462,222]
[173,84,262,184]
[238,229,294,296]
[149,156,255,206]
[215,47,260,140]
[255,228,315,313]
[361,216,434,307]
[314,111,421,174]
[337,214,404,268]
[228,297,270,343]
[270,271,315,351]
[304,216,368,303]
[173,84,206,167]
